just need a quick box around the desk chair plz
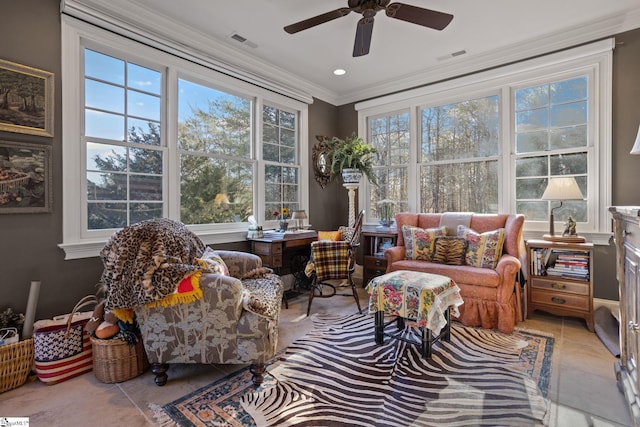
[306,210,364,316]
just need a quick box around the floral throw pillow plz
[457,225,506,269]
[402,225,447,261]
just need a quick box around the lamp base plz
[542,234,586,243]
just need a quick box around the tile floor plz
[0,285,632,427]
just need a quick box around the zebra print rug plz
[160,313,554,426]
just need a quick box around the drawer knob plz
[374,259,382,266]
[551,297,566,304]
[550,282,566,290]
[628,321,640,333]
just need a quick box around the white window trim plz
[60,16,309,259]
[356,39,613,245]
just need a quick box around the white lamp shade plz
[631,124,640,155]
[541,177,584,201]
[291,210,307,220]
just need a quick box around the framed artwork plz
[0,140,52,213]
[0,59,54,137]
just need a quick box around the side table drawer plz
[531,289,589,311]
[364,255,386,270]
[531,278,589,295]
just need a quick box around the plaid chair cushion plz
[308,240,351,282]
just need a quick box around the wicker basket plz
[0,338,34,393]
[90,336,149,383]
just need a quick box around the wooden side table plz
[361,226,398,286]
[526,239,594,331]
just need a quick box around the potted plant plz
[327,132,378,185]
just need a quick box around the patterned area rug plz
[158,314,554,426]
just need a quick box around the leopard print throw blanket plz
[100,218,206,318]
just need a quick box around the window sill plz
[59,230,251,260]
[522,230,612,246]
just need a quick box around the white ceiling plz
[78,1,640,105]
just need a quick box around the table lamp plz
[541,176,584,240]
[291,210,307,230]
[630,124,640,155]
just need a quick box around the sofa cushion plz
[318,230,342,241]
[388,260,500,287]
[432,237,467,265]
[457,225,505,269]
[402,225,447,261]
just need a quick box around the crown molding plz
[335,7,640,105]
[60,1,640,106]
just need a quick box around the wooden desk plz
[248,231,318,272]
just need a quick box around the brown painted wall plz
[1,1,638,319]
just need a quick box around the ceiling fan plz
[284,0,453,57]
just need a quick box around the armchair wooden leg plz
[151,363,169,386]
[250,363,266,386]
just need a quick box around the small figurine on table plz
[563,216,577,237]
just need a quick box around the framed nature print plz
[0,59,54,137]
[0,140,52,213]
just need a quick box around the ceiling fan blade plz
[385,3,453,30]
[353,14,375,57]
[284,7,352,34]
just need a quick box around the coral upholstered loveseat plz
[384,212,525,334]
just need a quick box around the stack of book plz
[546,250,589,280]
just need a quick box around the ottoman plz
[366,270,464,358]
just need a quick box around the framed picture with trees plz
[0,59,54,137]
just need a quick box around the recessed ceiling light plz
[333,68,346,76]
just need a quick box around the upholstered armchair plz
[134,250,283,386]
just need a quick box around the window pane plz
[550,101,587,128]
[420,161,498,213]
[85,79,124,113]
[517,201,548,221]
[550,76,587,104]
[87,172,126,200]
[516,109,548,133]
[129,147,162,174]
[178,79,251,157]
[88,202,127,229]
[516,131,548,153]
[130,175,162,200]
[127,63,161,94]
[127,119,161,146]
[516,177,547,199]
[85,49,124,85]
[516,156,548,178]
[550,125,587,150]
[128,90,160,121]
[550,152,587,175]
[130,203,163,224]
[180,154,253,224]
[421,96,499,161]
[85,110,124,140]
[515,84,548,111]
[87,143,126,172]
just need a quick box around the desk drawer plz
[531,289,589,311]
[531,278,589,295]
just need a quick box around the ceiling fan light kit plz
[284,0,453,57]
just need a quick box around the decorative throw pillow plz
[338,226,355,243]
[196,247,229,276]
[318,230,343,241]
[432,237,467,265]
[457,225,506,269]
[402,225,447,261]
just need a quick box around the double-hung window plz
[61,17,308,258]
[356,39,612,243]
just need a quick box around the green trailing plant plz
[327,132,378,185]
